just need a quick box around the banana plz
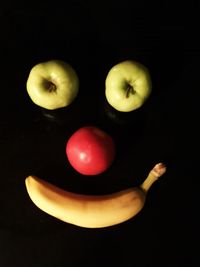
[25,163,166,228]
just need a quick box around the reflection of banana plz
[25,163,166,228]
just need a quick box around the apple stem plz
[140,163,166,193]
[44,81,57,93]
[125,83,134,98]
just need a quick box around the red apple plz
[66,126,116,175]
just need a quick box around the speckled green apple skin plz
[26,60,79,110]
[105,60,152,112]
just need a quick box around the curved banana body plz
[25,163,166,228]
[25,176,145,228]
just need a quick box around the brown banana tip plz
[152,162,167,177]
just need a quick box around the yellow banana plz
[25,163,166,228]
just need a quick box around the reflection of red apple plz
[66,126,116,175]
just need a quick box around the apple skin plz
[66,126,116,175]
[26,59,79,110]
[105,60,152,112]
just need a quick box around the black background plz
[0,1,199,266]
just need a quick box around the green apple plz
[105,60,152,112]
[26,59,79,110]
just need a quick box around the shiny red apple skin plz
[66,126,116,175]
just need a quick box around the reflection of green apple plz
[105,60,152,112]
[26,60,79,110]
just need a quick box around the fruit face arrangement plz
[25,59,166,228]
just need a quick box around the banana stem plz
[140,163,166,193]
